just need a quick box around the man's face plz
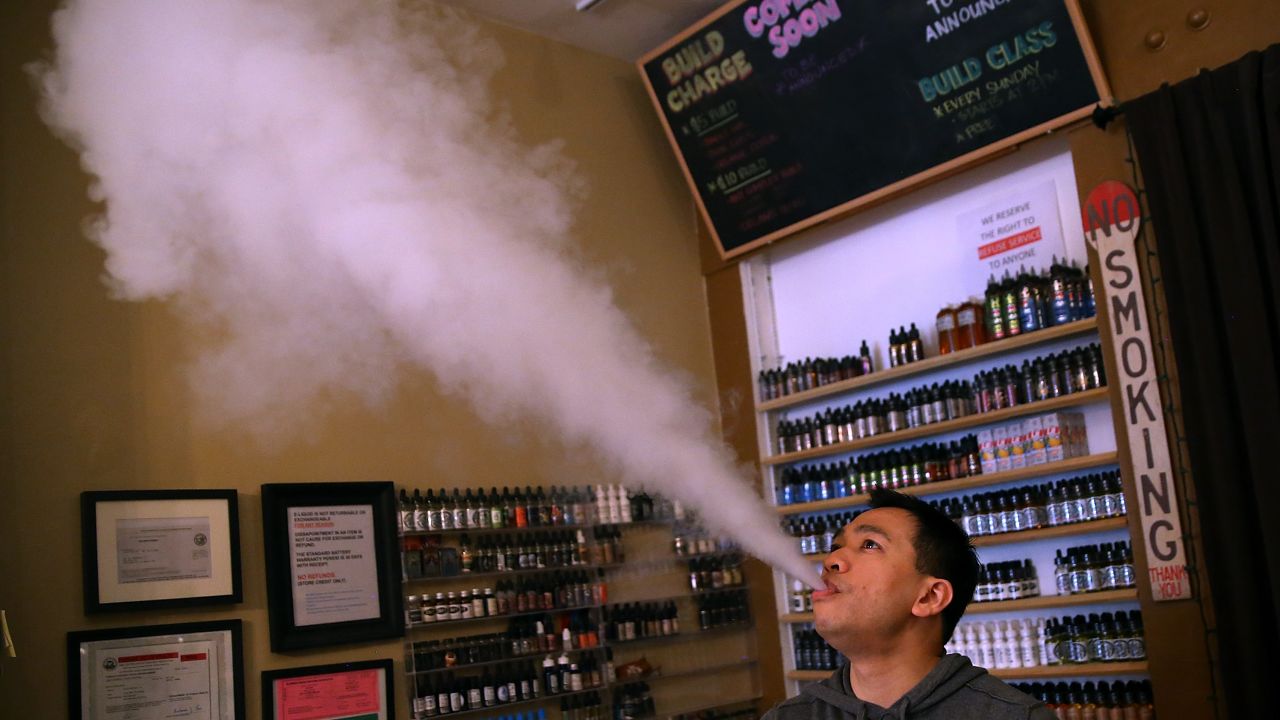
[811,507,931,651]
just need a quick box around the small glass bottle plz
[937,306,957,355]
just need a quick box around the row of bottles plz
[971,345,1106,415]
[410,615,607,672]
[887,324,925,367]
[776,437,983,505]
[788,510,859,555]
[774,380,979,454]
[612,682,656,720]
[400,484,671,533]
[935,298,987,354]
[761,260,1096,401]
[697,590,750,630]
[687,556,745,592]
[972,559,1040,603]
[790,501,1127,557]
[603,602,681,642]
[1044,611,1146,664]
[947,611,1146,669]
[934,470,1128,537]
[407,576,606,627]
[1054,542,1137,595]
[983,259,1097,342]
[774,344,1103,457]
[792,626,843,670]
[803,609,1146,671]
[947,618,1053,671]
[671,529,738,557]
[761,261,1095,397]
[410,657,608,718]
[1014,680,1156,720]
[402,531,624,580]
[788,577,814,613]
[475,529,627,572]
[757,341,875,401]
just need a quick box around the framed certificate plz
[68,619,245,720]
[261,482,403,650]
[81,490,242,613]
[262,659,394,720]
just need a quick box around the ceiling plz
[438,0,727,61]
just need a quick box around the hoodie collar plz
[801,654,988,720]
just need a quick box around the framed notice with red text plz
[639,0,1111,260]
[261,482,404,650]
[262,659,394,720]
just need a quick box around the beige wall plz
[0,3,716,718]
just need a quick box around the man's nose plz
[824,555,844,574]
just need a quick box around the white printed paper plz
[958,179,1066,286]
[115,517,213,584]
[288,505,380,626]
[86,639,220,720]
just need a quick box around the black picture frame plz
[261,658,395,720]
[261,481,403,651]
[81,489,243,613]
[68,619,245,720]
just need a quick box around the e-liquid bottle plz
[1001,271,1022,337]
[1017,265,1044,333]
[957,298,986,349]
[937,306,957,355]
[985,275,1006,340]
[907,323,924,362]
[1049,255,1073,326]
[858,340,874,375]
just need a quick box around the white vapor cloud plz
[32,0,822,587]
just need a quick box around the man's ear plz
[910,577,954,619]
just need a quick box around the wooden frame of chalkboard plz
[638,0,1111,261]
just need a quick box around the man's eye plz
[861,539,880,550]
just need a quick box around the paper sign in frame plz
[80,489,243,613]
[67,618,245,720]
[261,658,394,720]
[260,481,404,651]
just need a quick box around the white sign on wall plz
[1084,180,1192,602]
[288,505,381,625]
[957,179,1067,289]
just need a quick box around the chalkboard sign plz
[638,0,1110,260]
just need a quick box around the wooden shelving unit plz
[799,517,1130,558]
[757,319,1099,413]
[665,695,763,719]
[774,451,1120,514]
[969,516,1129,547]
[787,662,1148,683]
[400,512,761,715]
[740,232,1151,702]
[778,588,1138,624]
[991,662,1149,679]
[614,659,759,686]
[761,387,1110,467]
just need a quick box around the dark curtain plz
[1126,45,1280,718]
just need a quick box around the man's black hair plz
[868,488,978,645]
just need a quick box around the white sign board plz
[288,505,381,626]
[958,179,1067,287]
[1084,180,1191,602]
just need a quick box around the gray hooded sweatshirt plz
[762,655,1057,720]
